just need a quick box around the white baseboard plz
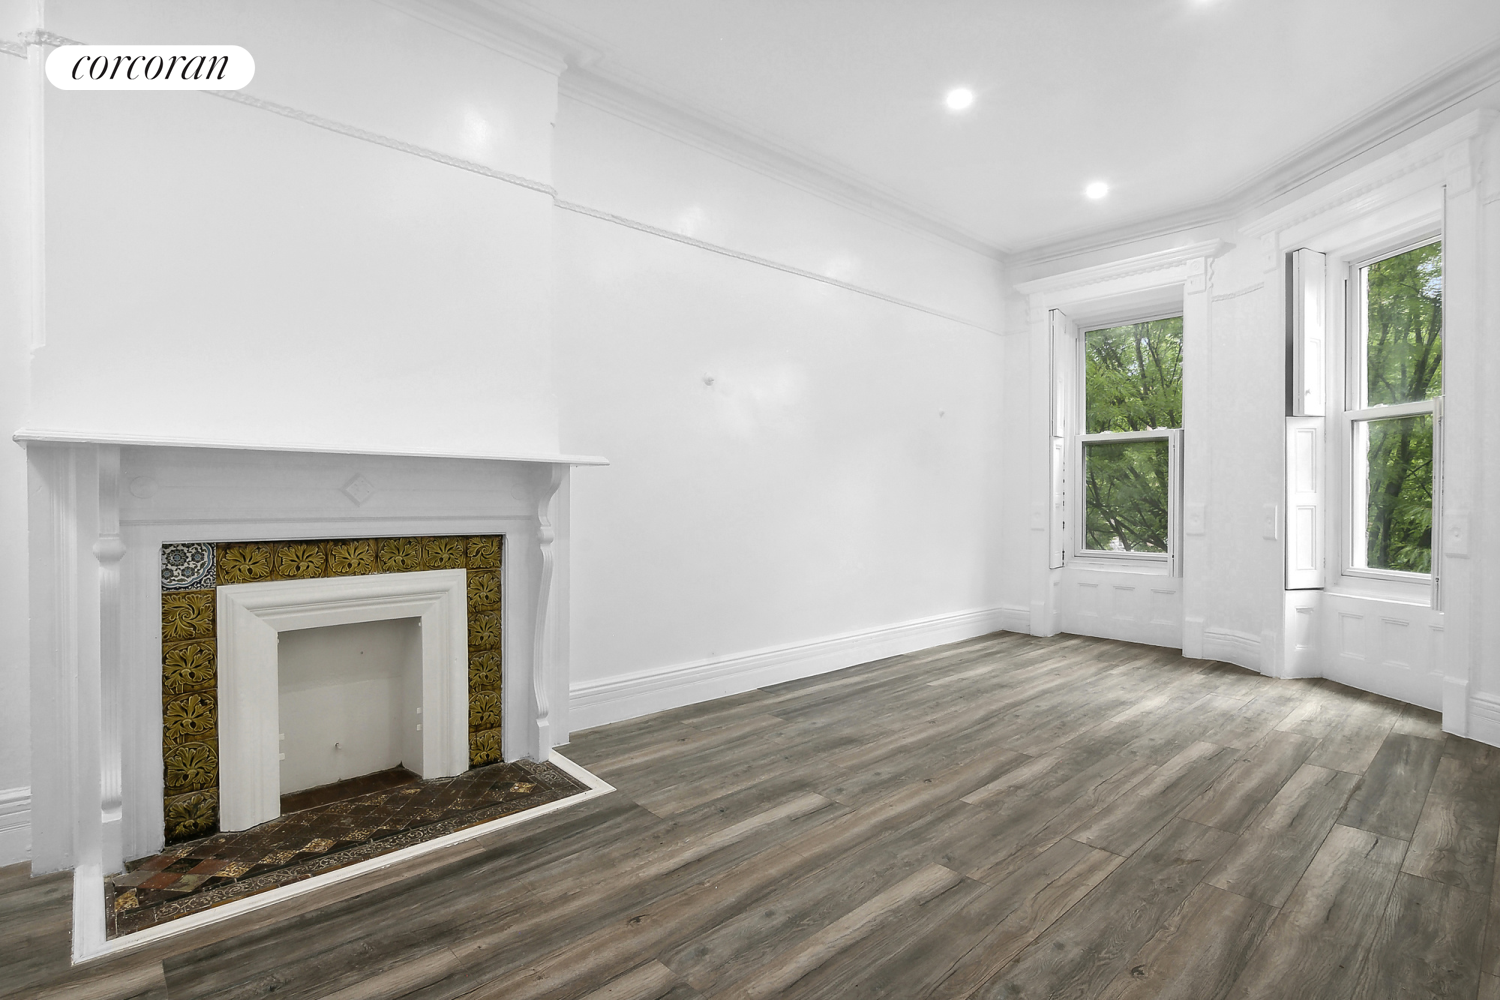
[1464,693,1500,746]
[0,786,30,867]
[568,606,1011,732]
[1182,616,1206,660]
[1203,627,1262,673]
[998,605,1030,634]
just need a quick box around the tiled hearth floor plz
[105,759,588,938]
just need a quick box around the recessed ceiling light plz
[944,87,975,112]
[1085,181,1109,200]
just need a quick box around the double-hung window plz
[1344,239,1442,585]
[1076,316,1183,572]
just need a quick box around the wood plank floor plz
[6,630,1500,999]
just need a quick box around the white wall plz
[0,0,34,866]
[31,0,562,456]
[553,93,1011,727]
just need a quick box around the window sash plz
[1074,429,1180,568]
[1347,237,1443,412]
[1343,402,1436,583]
[1341,237,1442,587]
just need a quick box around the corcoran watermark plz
[45,45,254,90]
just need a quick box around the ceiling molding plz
[372,0,583,75]
[556,67,1004,261]
[1241,109,1495,240]
[307,6,1500,271]
[1222,38,1500,221]
[486,0,1004,261]
[1009,38,1500,268]
[1013,240,1227,299]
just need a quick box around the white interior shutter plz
[1289,248,1326,417]
[1285,415,1325,589]
[1048,310,1075,569]
[1049,438,1065,569]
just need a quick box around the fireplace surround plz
[21,433,607,960]
[160,535,504,841]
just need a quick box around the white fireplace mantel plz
[19,433,604,962]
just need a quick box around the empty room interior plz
[6,1,1500,997]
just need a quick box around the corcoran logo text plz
[46,45,255,90]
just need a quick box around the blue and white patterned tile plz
[161,542,216,592]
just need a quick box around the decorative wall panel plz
[159,535,504,842]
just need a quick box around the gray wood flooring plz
[6,630,1500,999]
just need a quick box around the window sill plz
[1065,556,1173,576]
[1326,574,1434,608]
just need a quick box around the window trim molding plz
[1068,311,1187,574]
[1333,229,1443,600]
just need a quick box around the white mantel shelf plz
[12,428,610,466]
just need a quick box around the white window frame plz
[1334,233,1443,603]
[1068,312,1185,576]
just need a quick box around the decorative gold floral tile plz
[469,650,502,690]
[467,570,501,611]
[470,728,502,766]
[164,741,219,795]
[163,640,216,696]
[469,691,502,731]
[162,533,504,843]
[378,537,423,573]
[303,838,335,853]
[468,610,502,651]
[113,889,139,913]
[216,543,272,584]
[467,536,502,569]
[423,536,466,569]
[274,541,326,579]
[327,539,376,576]
[164,789,218,841]
[163,693,217,744]
[162,591,215,641]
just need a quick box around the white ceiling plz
[503,0,1500,258]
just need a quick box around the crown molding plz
[1225,40,1500,223]
[1009,38,1500,267]
[371,0,586,75]
[557,67,1004,261]
[1013,239,1227,299]
[1241,108,1495,241]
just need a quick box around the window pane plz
[1084,317,1183,433]
[1083,439,1169,554]
[1364,242,1442,406]
[1364,414,1433,573]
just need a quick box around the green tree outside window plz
[1359,242,1440,573]
[1082,317,1182,553]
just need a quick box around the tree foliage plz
[1365,243,1442,405]
[1362,242,1441,572]
[1366,415,1433,572]
[1084,440,1170,553]
[1084,317,1183,434]
[1082,318,1182,553]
